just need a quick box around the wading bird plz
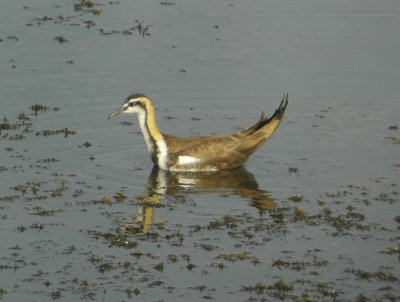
[108,93,289,171]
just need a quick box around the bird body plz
[108,93,289,171]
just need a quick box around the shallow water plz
[1,0,399,301]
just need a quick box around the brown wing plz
[163,94,289,170]
[164,134,249,169]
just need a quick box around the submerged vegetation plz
[25,0,151,39]
[1,106,399,301]
[2,119,398,300]
[1,106,75,143]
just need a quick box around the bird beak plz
[107,106,125,119]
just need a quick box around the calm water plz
[1,0,399,301]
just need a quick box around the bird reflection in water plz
[119,166,275,236]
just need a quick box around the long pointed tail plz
[253,93,289,132]
[236,94,289,155]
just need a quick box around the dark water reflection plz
[120,166,275,235]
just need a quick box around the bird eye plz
[129,101,139,107]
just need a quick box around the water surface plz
[1,0,399,301]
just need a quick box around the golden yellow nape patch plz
[140,96,163,141]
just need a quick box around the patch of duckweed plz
[216,252,260,265]
[380,241,400,260]
[0,35,18,43]
[8,133,25,140]
[50,290,61,299]
[12,184,28,194]
[167,254,178,263]
[16,225,27,232]
[199,243,215,251]
[375,192,398,203]
[165,230,184,245]
[90,230,139,249]
[65,245,77,254]
[160,1,175,5]
[17,113,31,125]
[153,261,164,272]
[31,104,49,115]
[53,35,69,44]
[292,206,305,221]
[207,215,238,230]
[289,194,303,202]
[36,128,76,137]
[74,0,102,15]
[0,121,11,133]
[186,262,196,271]
[37,157,59,163]
[0,195,19,201]
[113,192,127,202]
[32,205,62,216]
[346,267,398,281]
[133,21,151,37]
[30,222,45,231]
[96,263,114,273]
[241,279,293,299]
[271,255,328,272]
[99,20,152,37]
[80,141,92,148]
[207,218,224,230]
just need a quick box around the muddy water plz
[1,0,399,301]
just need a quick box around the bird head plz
[108,93,149,119]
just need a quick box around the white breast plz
[156,140,169,170]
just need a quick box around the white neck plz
[136,109,155,155]
[136,109,168,170]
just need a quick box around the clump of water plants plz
[98,20,151,37]
[31,104,49,115]
[241,279,294,299]
[53,35,69,44]
[289,194,303,202]
[154,262,164,272]
[74,0,102,15]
